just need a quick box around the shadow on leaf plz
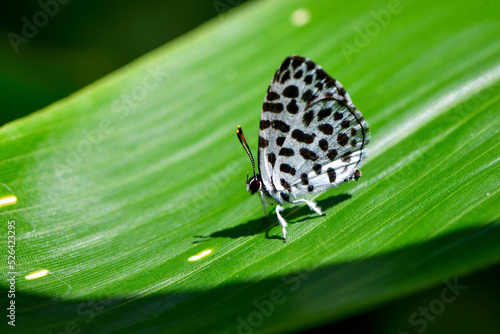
[194,193,352,242]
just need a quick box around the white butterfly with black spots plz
[236,55,370,242]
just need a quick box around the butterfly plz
[236,55,370,242]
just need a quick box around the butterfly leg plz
[276,205,288,243]
[259,191,271,216]
[291,198,326,216]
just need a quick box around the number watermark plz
[7,220,17,326]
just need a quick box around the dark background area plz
[0,0,235,126]
[309,264,500,333]
[1,1,499,333]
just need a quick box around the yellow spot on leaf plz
[25,269,49,280]
[188,249,212,262]
[0,195,17,207]
[291,8,311,27]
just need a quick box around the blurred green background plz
[0,0,235,126]
[1,0,498,333]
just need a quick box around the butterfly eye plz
[248,178,261,195]
[353,169,362,181]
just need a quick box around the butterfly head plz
[236,125,262,196]
[246,172,262,195]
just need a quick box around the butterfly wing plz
[258,55,337,193]
[278,99,370,195]
[268,56,370,195]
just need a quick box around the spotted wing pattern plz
[258,55,370,198]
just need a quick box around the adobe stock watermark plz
[48,298,113,334]
[224,249,334,334]
[53,65,168,178]
[180,159,244,223]
[6,220,17,327]
[399,277,467,334]
[213,0,249,20]
[442,82,498,125]
[223,193,337,333]
[227,263,322,333]
[340,0,412,63]
[389,82,498,184]
[7,0,71,54]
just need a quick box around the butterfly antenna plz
[236,125,257,177]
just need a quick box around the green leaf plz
[1,0,499,333]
